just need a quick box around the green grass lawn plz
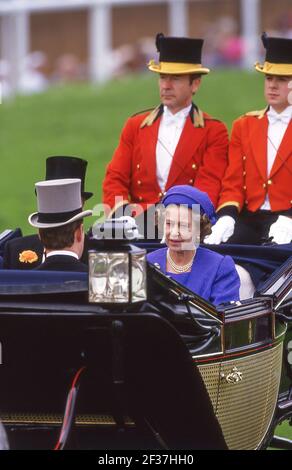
[0,69,265,233]
[273,419,292,444]
[0,70,291,444]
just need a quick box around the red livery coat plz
[217,109,292,213]
[102,105,229,213]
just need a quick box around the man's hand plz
[204,216,235,245]
[268,215,292,244]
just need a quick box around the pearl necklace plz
[167,249,195,273]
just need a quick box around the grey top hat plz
[28,178,92,229]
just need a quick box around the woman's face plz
[164,204,199,252]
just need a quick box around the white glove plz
[204,216,235,245]
[0,422,9,450]
[268,215,292,244]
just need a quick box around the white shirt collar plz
[164,104,192,118]
[46,250,79,260]
[267,105,292,124]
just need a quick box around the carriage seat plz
[235,264,256,300]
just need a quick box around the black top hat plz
[148,33,210,75]
[45,156,93,200]
[255,33,292,75]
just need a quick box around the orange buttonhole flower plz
[19,250,38,264]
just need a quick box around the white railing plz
[0,0,170,14]
[0,0,189,95]
[0,0,260,98]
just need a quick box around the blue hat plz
[162,185,217,225]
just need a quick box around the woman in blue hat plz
[147,185,240,306]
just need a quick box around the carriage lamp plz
[88,217,147,304]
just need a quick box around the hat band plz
[255,61,292,75]
[37,207,83,224]
[148,60,210,74]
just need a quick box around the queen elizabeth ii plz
[147,185,240,306]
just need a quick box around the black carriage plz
[0,229,291,450]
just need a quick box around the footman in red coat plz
[102,33,229,224]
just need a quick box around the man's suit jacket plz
[3,234,43,270]
[102,104,229,212]
[3,234,90,269]
[217,108,292,214]
[36,254,88,272]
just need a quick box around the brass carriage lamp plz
[88,217,147,304]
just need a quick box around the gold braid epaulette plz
[140,106,161,128]
[139,104,222,128]
[131,107,156,118]
[192,108,223,127]
[242,107,268,119]
[192,107,205,128]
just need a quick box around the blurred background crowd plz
[1,0,292,99]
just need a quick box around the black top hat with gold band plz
[148,33,210,75]
[255,33,292,76]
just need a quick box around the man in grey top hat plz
[28,178,92,272]
[3,155,93,270]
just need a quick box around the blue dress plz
[147,246,240,306]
